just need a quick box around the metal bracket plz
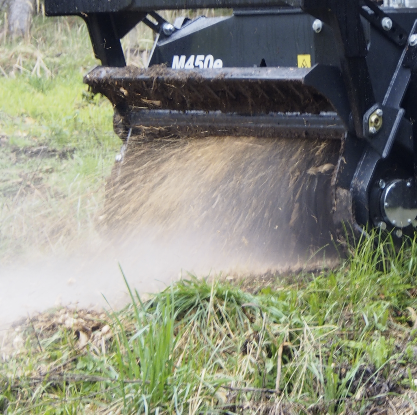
[82,11,146,67]
[361,20,417,155]
[360,0,408,47]
[302,0,376,139]
[143,11,176,36]
[343,19,417,228]
[143,12,167,32]
[326,9,417,231]
[83,14,126,67]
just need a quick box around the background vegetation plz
[0,14,125,263]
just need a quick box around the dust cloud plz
[1,136,342,331]
[0,235,223,331]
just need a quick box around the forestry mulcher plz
[45,0,417,267]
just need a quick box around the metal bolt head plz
[312,19,323,33]
[395,229,403,238]
[369,110,383,135]
[162,23,175,36]
[409,34,417,47]
[381,17,393,31]
[407,181,412,187]
[379,179,386,189]
[385,202,389,207]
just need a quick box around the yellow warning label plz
[297,54,312,68]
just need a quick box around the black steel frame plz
[44,0,417,234]
[45,0,410,137]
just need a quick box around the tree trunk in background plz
[8,0,35,38]
[0,0,8,13]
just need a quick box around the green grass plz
[2,234,417,414]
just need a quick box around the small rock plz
[78,331,89,349]
[37,364,47,376]
[355,385,365,401]
[65,318,76,328]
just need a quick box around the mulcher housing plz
[46,0,417,241]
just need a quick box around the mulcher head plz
[46,0,417,269]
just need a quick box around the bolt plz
[379,179,386,189]
[369,110,383,135]
[162,23,175,36]
[407,181,412,187]
[385,202,389,207]
[312,19,323,33]
[409,34,417,47]
[381,17,393,31]
[378,221,387,230]
[392,220,397,224]
[396,229,403,238]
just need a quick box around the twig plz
[27,313,43,353]
[48,355,82,374]
[276,341,292,393]
[221,385,278,394]
[388,399,399,415]
[12,373,147,387]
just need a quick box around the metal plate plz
[381,179,417,228]
[45,0,302,15]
